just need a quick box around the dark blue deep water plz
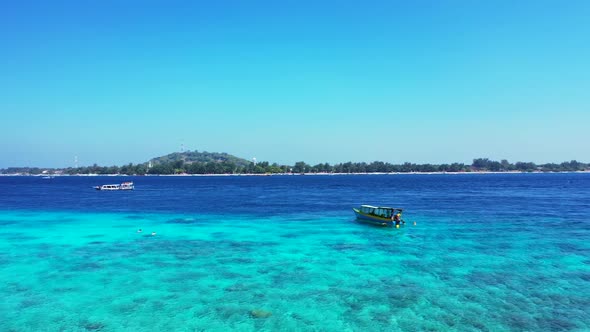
[3,173,589,218]
[1,174,589,331]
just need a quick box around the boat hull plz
[353,208,393,227]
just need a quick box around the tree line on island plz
[1,151,588,175]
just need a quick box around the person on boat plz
[393,211,404,226]
[392,213,401,226]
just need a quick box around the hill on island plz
[149,150,251,168]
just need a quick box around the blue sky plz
[1,1,589,167]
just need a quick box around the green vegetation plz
[1,152,588,175]
[149,151,251,168]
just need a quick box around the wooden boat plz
[353,205,404,227]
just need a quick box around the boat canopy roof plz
[360,205,403,211]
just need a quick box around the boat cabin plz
[120,182,134,190]
[358,205,403,219]
[99,184,120,190]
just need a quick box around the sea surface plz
[0,174,589,331]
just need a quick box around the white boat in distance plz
[94,182,134,191]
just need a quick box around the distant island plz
[1,151,588,175]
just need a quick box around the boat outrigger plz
[94,182,134,191]
[353,205,404,227]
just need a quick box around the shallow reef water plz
[0,174,589,331]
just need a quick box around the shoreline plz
[2,171,590,177]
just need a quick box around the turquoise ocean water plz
[0,174,589,331]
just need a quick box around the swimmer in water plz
[151,232,156,236]
[137,229,142,233]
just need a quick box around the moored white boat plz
[94,182,134,191]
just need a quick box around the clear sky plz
[1,1,589,168]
